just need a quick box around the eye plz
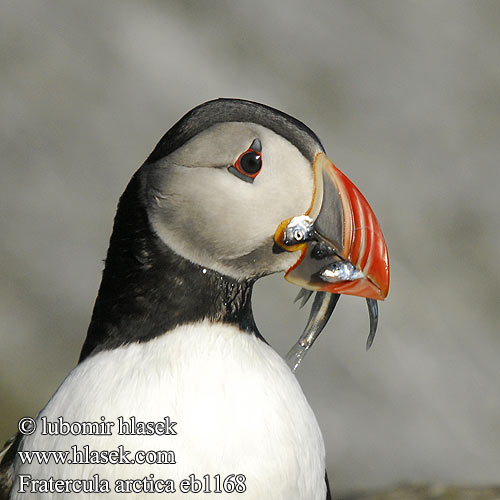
[239,151,262,175]
[228,142,263,183]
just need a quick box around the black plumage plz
[80,170,259,361]
[146,98,323,164]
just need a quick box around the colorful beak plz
[274,152,390,301]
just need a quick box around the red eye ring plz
[234,148,262,179]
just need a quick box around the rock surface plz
[339,485,500,500]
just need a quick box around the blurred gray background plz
[1,0,499,494]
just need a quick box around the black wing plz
[0,432,22,500]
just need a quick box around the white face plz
[144,122,317,280]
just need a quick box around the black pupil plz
[240,151,262,175]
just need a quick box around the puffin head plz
[145,99,388,295]
[144,100,320,281]
[81,99,389,360]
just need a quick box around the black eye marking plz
[227,165,254,183]
[250,138,262,152]
[228,139,263,183]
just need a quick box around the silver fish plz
[286,291,340,372]
[287,292,380,372]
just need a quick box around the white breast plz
[13,322,326,499]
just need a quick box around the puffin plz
[0,98,389,499]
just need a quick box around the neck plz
[79,170,258,362]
